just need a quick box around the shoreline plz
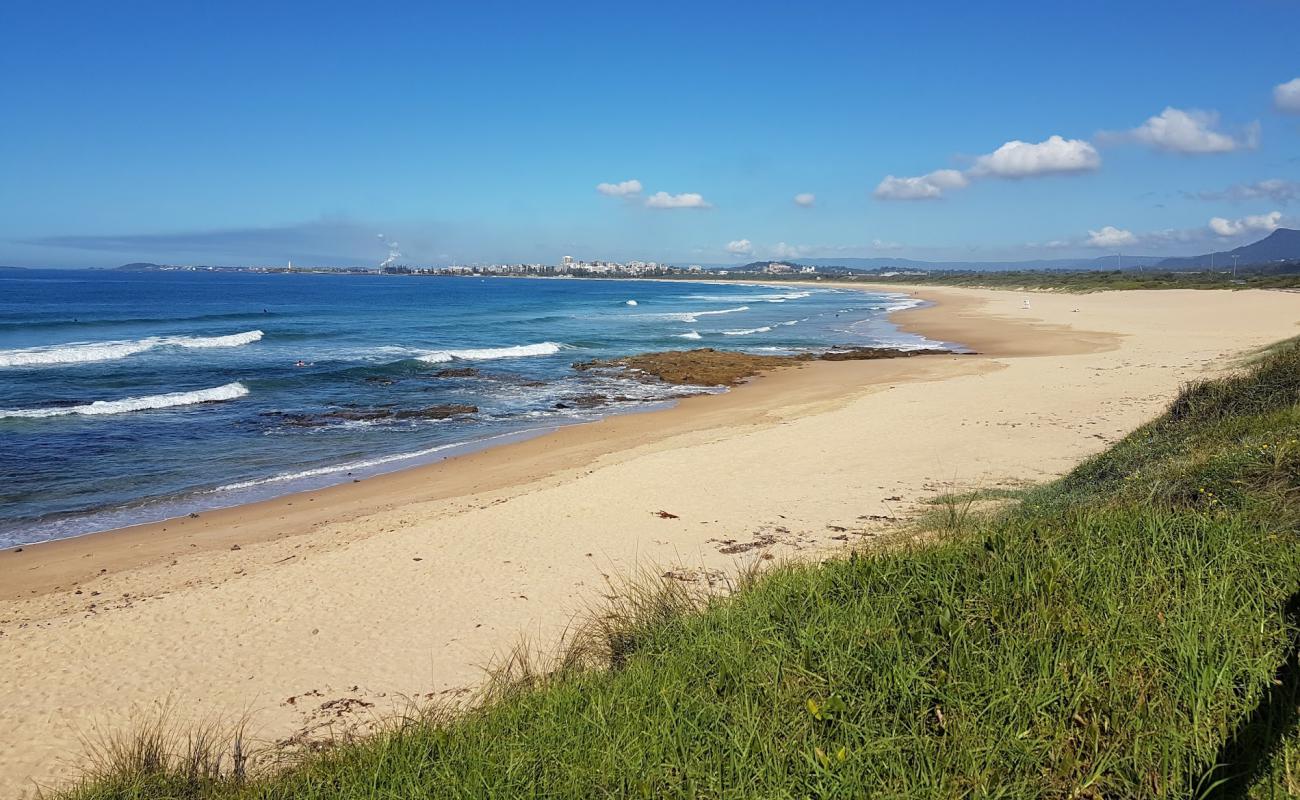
[0,284,980,600]
[5,285,1300,799]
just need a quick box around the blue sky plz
[2,0,1299,268]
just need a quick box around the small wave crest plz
[722,326,773,336]
[676,330,702,340]
[0,382,249,419]
[416,341,567,363]
[214,428,543,491]
[0,330,264,367]
[653,306,750,323]
[685,291,811,303]
[172,330,264,348]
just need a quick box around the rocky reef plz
[573,346,962,386]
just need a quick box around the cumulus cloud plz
[1275,78,1300,113]
[1086,226,1139,248]
[595,179,643,197]
[1127,107,1253,154]
[793,192,816,207]
[969,136,1101,178]
[1208,211,1283,237]
[1194,179,1300,206]
[644,191,712,209]
[873,169,969,200]
[726,239,753,256]
[769,242,804,260]
[876,135,1098,201]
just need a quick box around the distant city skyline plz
[2,0,1299,268]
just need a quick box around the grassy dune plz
[57,343,1300,799]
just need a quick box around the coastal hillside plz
[1158,228,1300,270]
[60,339,1300,798]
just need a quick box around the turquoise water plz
[0,270,937,545]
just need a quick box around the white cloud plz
[595,179,643,197]
[875,133,1102,202]
[870,238,903,251]
[644,191,712,209]
[1275,78,1300,113]
[769,242,803,260]
[1086,226,1138,248]
[1195,179,1300,205]
[969,135,1101,178]
[1128,107,1250,154]
[793,192,816,207]
[873,169,969,200]
[726,239,753,256]
[1208,211,1282,237]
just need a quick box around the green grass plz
[54,344,1300,799]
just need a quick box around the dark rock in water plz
[553,393,635,410]
[260,412,324,427]
[817,346,958,361]
[262,404,478,426]
[431,367,480,378]
[391,404,478,420]
[318,409,391,422]
[364,376,396,385]
[556,395,621,413]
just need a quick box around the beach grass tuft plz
[52,341,1300,798]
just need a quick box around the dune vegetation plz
[55,341,1300,799]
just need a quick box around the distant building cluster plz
[384,256,704,277]
[755,261,818,275]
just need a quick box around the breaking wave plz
[684,291,812,303]
[0,383,249,419]
[416,342,567,363]
[676,330,703,340]
[722,326,773,336]
[653,306,750,323]
[0,330,264,367]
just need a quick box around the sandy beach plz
[2,284,1298,798]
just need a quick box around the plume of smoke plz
[377,233,402,269]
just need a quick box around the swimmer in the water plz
[295,360,308,367]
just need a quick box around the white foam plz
[171,330,264,348]
[653,305,750,323]
[685,291,811,303]
[0,382,249,419]
[0,330,264,367]
[722,326,773,336]
[416,341,566,363]
[676,330,702,340]
[625,300,638,306]
[214,428,541,491]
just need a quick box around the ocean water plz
[0,269,940,546]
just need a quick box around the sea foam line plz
[416,341,567,363]
[685,291,812,303]
[0,382,250,419]
[214,428,547,491]
[652,305,750,323]
[722,326,773,336]
[0,330,264,367]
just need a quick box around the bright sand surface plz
[2,285,1298,797]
